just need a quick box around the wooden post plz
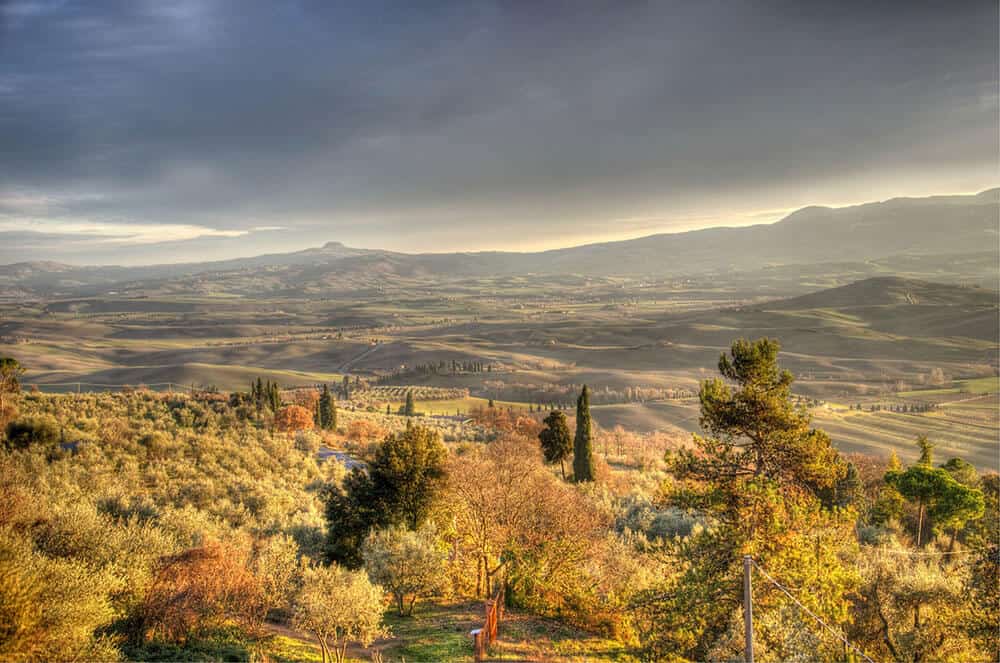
[744,555,754,663]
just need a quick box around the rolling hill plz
[1,189,996,298]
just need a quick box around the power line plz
[874,546,990,557]
[749,557,877,663]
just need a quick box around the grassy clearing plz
[265,600,634,663]
[381,601,479,662]
[493,613,632,662]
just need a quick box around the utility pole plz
[744,555,754,663]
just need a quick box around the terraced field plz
[812,396,998,468]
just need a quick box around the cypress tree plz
[573,385,595,482]
[267,381,281,412]
[318,384,336,430]
[254,377,264,410]
[404,390,415,417]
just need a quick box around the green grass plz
[267,635,324,663]
[380,600,482,662]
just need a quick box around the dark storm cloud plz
[0,0,996,263]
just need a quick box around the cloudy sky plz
[1,0,996,265]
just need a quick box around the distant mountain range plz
[1,188,996,297]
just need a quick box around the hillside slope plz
[1,189,996,297]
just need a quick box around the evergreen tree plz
[324,426,447,567]
[317,384,336,430]
[645,338,853,659]
[885,437,985,548]
[539,410,573,479]
[572,385,595,482]
[829,461,864,508]
[267,381,281,412]
[403,390,415,417]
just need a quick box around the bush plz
[4,415,60,450]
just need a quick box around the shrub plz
[4,415,60,450]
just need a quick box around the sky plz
[0,0,997,265]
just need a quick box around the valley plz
[3,264,996,468]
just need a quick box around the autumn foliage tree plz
[275,404,314,433]
[137,540,263,645]
[0,357,24,428]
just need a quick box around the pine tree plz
[572,385,595,482]
[885,436,985,548]
[646,338,855,659]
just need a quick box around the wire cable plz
[750,557,877,663]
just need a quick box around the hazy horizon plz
[0,185,996,268]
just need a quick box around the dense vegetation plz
[0,339,996,662]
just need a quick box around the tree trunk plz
[559,459,565,480]
[315,633,327,663]
[397,593,405,616]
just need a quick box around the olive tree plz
[363,524,446,616]
[292,564,387,663]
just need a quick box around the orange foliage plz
[291,388,320,413]
[275,405,314,432]
[512,415,542,439]
[346,418,384,444]
[470,406,514,431]
[139,540,263,643]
